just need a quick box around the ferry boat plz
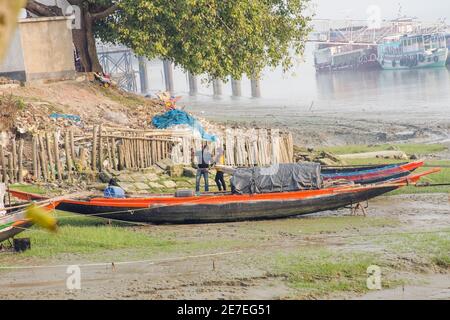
[314,44,379,73]
[378,33,448,70]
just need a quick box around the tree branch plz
[66,0,83,5]
[25,0,62,17]
[91,4,119,21]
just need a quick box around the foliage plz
[96,0,312,79]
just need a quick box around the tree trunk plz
[72,8,91,72]
[84,12,103,73]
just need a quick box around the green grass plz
[321,143,447,156]
[8,184,49,195]
[238,216,400,239]
[0,210,244,266]
[273,248,398,297]
[381,229,450,268]
[272,228,450,297]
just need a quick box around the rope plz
[0,250,244,270]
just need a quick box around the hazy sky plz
[312,0,449,21]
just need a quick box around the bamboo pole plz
[32,136,38,180]
[12,139,17,181]
[98,124,104,172]
[7,154,14,184]
[151,140,156,165]
[106,138,112,170]
[53,132,62,182]
[38,134,48,182]
[69,129,76,161]
[45,132,55,180]
[91,125,98,171]
[0,147,6,183]
[118,144,124,170]
[111,138,117,170]
[18,139,24,183]
[64,131,72,181]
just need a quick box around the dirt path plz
[0,193,448,300]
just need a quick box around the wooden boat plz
[10,170,437,225]
[322,161,423,185]
[0,202,58,243]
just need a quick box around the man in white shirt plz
[193,143,213,194]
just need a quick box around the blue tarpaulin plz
[152,109,216,142]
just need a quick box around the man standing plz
[193,143,212,194]
[214,147,226,191]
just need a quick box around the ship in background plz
[378,33,448,70]
[312,17,449,73]
[314,44,379,72]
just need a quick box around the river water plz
[147,44,450,145]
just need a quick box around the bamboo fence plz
[0,125,294,184]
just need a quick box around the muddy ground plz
[0,193,448,300]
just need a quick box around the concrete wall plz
[0,16,75,82]
[0,30,26,81]
[19,17,75,81]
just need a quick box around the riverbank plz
[0,193,448,300]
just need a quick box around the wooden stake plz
[38,135,48,182]
[12,139,17,181]
[98,124,104,172]
[111,138,117,170]
[18,139,24,183]
[91,125,98,171]
[64,131,72,181]
[7,154,14,184]
[0,147,6,183]
[32,136,38,180]
[45,132,55,180]
[53,132,63,182]
[118,144,124,170]
[69,129,76,161]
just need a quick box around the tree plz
[26,0,311,78]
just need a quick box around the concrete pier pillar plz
[231,78,242,97]
[138,56,148,94]
[188,72,198,96]
[251,78,261,98]
[212,79,222,96]
[163,60,174,93]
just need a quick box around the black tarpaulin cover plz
[230,163,323,194]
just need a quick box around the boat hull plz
[322,161,423,185]
[56,185,398,224]
[0,202,58,243]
